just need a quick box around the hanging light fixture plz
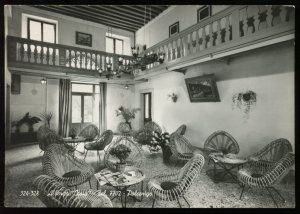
[40,77,47,84]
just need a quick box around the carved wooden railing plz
[134,5,295,79]
[7,36,134,76]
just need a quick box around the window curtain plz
[59,79,71,137]
[99,82,107,134]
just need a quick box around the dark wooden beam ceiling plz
[30,5,170,32]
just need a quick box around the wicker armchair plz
[169,132,201,163]
[148,152,205,208]
[175,124,187,135]
[84,130,114,164]
[33,175,113,207]
[37,125,75,153]
[78,124,99,141]
[104,136,145,170]
[42,144,94,188]
[134,121,162,146]
[237,152,295,207]
[247,138,293,172]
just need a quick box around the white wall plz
[136,5,229,48]
[10,76,59,133]
[134,42,294,157]
[106,84,136,132]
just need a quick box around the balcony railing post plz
[59,49,66,66]
[231,9,240,40]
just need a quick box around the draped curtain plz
[99,82,107,134]
[59,79,71,137]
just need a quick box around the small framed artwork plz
[169,21,179,37]
[76,31,92,47]
[11,74,21,94]
[197,5,212,22]
[185,74,220,102]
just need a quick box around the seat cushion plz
[62,170,81,178]
[161,181,178,190]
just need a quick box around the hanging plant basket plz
[232,90,257,120]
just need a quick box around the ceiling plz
[30,5,170,32]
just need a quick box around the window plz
[71,84,100,130]
[27,18,56,43]
[106,36,124,55]
[143,92,152,124]
[197,6,212,22]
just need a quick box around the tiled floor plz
[4,143,295,208]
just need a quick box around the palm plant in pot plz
[109,144,131,172]
[40,112,53,128]
[116,106,140,130]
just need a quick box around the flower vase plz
[116,163,126,173]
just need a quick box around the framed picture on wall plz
[197,5,212,22]
[11,74,21,94]
[169,21,179,37]
[76,31,92,47]
[185,74,220,102]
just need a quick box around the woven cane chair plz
[134,121,162,146]
[104,136,145,170]
[247,138,293,172]
[37,125,75,153]
[78,124,99,141]
[148,152,205,208]
[169,132,201,163]
[33,175,113,207]
[237,152,295,208]
[84,130,114,164]
[175,124,187,135]
[42,143,94,188]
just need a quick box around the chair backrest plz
[37,125,64,151]
[251,138,293,162]
[33,175,113,207]
[104,136,145,170]
[174,152,205,197]
[170,132,194,155]
[175,124,187,135]
[96,130,114,149]
[144,121,162,134]
[204,130,239,154]
[78,124,99,141]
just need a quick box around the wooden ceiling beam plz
[64,6,143,28]
[34,6,137,32]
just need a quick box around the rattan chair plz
[148,152,205,208]
[169,132,201,163]
[134,121,162,146]
[37,125,75,153]
[33,175,113,207]
[247,138,293,173]
[104,136,145,170]
[84,130,114,164]
[42,143,94,188]
[237,152,295,208]
[175,124,187,135]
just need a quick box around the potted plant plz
[70,128,77,139]
[151,131,172,163]
[116,106,140,130]
[109,144,131,172]
[232,90,257,120]
[19,112,41,132]
[40,112,53,128]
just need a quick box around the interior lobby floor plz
[5,142,295,208]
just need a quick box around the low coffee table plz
[63,137,86,154]
[208,152,248,186]
[95,166,145,208]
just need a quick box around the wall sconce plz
[168,93,178,102]
[40,78,47,84]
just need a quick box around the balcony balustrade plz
[7,5,294,81]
